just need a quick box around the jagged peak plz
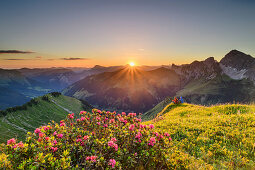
[220,50,255,69]
[205,56,215,62]
[222,50,254,61]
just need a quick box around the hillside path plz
[50,99,74,114]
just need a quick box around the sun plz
[129,62,135,67]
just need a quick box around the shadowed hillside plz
[63,66,181,113]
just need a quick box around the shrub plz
[0,110,7,117]
[42,95,49,101]
[0,109,172,169]
[50,92,61,97]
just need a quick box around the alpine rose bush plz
[0,109,171,169]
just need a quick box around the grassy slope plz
[0,94,92,143]
[142,98,171,121]
[144,103,255,168]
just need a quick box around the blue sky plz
[0,0,255,68]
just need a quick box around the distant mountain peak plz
[92,65,106,69]
[220,50,255,70]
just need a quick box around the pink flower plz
[51,147,58,152]
[43,126,49,131]
[128,113,136,117]
[80,117,85,121]
[17,141,24,148]
[113,143,118,151]
[57,134,63,138]
[136,118,142,122]
[140,124,145,129]
[76,119,80,122]
[119,117,124,122]
[108,140,114,147]
[12,144,17,149]
[45,137,50,141]
[123,120,128,124]
[108,159,116,168]
[149,124,155,129]
[80,111,86,115]
[97,122,101,125]
[83,135,89,140]
[109,119,115,124]
[135,132,142,139]
[111,137,117,142]
[108,138,118,151]
[158,135,164,140]
[86,156,97,162]
[76,138,82,143]
[96,116,100,121]
[150,137,156,143]
[68,113,74,119]
[122,112,126,116]
[34,128,41,134]
[169,137,172,141]
[103,124,108,128]
[154,132,159,137]
[164,132,170,137]
[52,140,58,145]
[129,124,135,131]
[39,133,44,138]
[148,137,156,146]
[53,131,57,136]
[60,122,66,126]
[7,138,16,145]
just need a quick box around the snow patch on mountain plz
[220,63,247,80]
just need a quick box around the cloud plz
[0,50,34,54]
[60,57,89,60]
[35,56,42,59]
[4,58,27,60]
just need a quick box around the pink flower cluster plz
[86,156,97,162]
[68,113,74,119]
[42,126,50,131]
[7,138,16,145]
[108,137,118,151]
[135,132,142,143]
[57,133,63,138]
[60,122,66,127]
[149,124,155,129]
[51,147,58,152]
[148,137,156,146]
[108,159,116,168]
[129,124,135,131]
[128,113,136,117]
[34,128,41,134]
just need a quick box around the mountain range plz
[63,50,255,113]
[1,49,254,113]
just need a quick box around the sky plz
[0,0,255,68]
